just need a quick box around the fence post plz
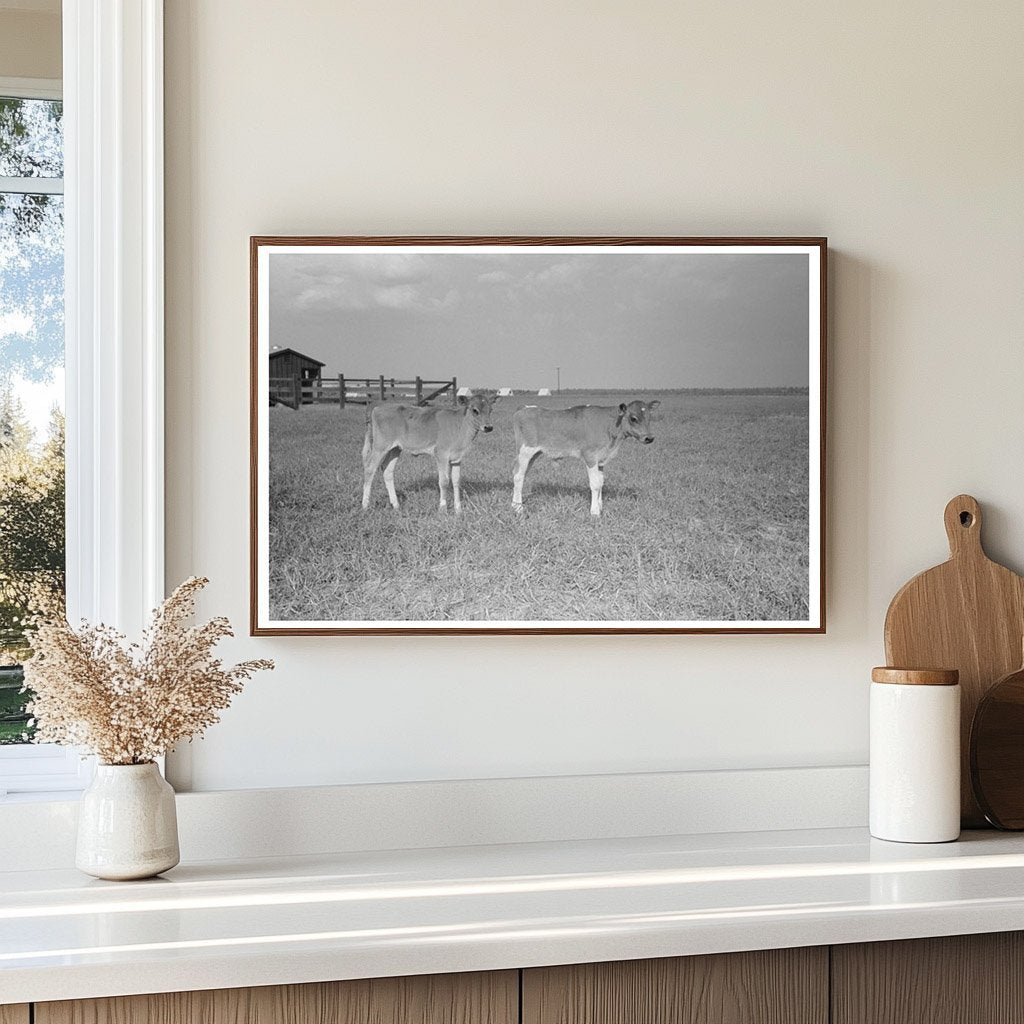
[451,376,458,405]
[379,374,386,402]
[293,375,302,410]
[339,374,345,409]
[415,376,423,406]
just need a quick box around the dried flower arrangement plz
[23,577,273,765]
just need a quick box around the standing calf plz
[362,393,496,512]
[511,400,659,516]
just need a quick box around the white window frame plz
[0,0,164,797]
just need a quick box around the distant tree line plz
[0,393,64,742]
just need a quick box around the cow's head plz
[617,399,659,444]
[459,391,497,433]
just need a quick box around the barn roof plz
[269,347,325,366]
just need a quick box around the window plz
[0,79,83,795]
[0,5,166,798]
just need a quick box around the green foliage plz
[0,96,62,179]
[0,393,65,741]
[0,665,29,743]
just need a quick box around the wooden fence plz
[270,375,458,410]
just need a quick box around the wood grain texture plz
[871,667,959,686]
[884,494,1024,826]
[522,948,828,1024]
[0,1007,30,1024]
[832,932,1024,1024]
[970,659,1024,827]
[36,971,517,1024]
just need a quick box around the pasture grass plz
[267,392,810,623]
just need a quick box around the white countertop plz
[4,826,1024,1004]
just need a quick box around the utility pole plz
[557,366,561,395]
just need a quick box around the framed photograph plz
[250,236,826,635]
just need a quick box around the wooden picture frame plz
[251,236,826,635]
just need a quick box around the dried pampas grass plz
[23,577,273,765]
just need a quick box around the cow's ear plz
[618,402,627,413]
[458,395,468,407]
[649,400,661,411]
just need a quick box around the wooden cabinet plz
[522,948,828,1024]
[14,933,1024,1024]
[832,932,1024,1024]
[34,972,517,1024]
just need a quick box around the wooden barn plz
[270,347,324,383]
[269,347,325,408]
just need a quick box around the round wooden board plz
[971,664,1024,829]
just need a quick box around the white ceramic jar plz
[76,762,180,880]
[870,667,961,843]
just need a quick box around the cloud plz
[374,284,420,309]
[352,253,430,284]
[274,253,449,314]
[373,285,459,313]
[533,261,583,285]
[536,262,577,282]
[294,281,367,310]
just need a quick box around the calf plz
[511,400,659,516]
[361,393,496,512]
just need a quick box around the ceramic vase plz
[76,762,180,880]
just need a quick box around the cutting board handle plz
[944,494,983,558]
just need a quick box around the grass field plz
[267,391,811,623]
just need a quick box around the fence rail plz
[270,375,458,410]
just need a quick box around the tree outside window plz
[0,94,65,744]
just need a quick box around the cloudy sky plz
[268,250,810,391]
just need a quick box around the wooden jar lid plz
[871,667,960,686]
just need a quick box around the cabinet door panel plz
[523,948,827,1024]
[832,932,1024,1024]
[0,1007,29,1024]
[36,970,517,1024]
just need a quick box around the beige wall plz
[164,0,1024,791]
[0,8,60,80]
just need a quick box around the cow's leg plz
[436,459,451,512]
[361,445,388,509]
[512,447,540,511]
[381,448,401,510]
[451,462,463,513]
[586,461,604,516]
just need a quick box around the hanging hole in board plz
[960,511,974,527]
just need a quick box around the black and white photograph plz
[251,238,825,634]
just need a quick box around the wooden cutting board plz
[884,494,1024,826]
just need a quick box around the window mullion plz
[0,176,64,195]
